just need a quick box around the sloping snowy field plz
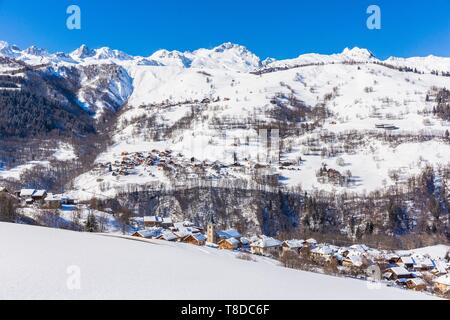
[0,223,437,300]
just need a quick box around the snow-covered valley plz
[1,40,450,247]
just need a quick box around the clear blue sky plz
[0,0,449,59]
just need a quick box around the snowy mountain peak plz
[212,42,248,53]
[191,42,261,71]
[0,40,21,58]
[71,44,95,59]
[149,49,192,67]
[342,47,375,60]
[262,57,277,66]
[24,45,49,56]
[94,47,132,61]
[0,40,9,49]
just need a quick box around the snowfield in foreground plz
[0,223,438,300]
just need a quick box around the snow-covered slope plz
[386,55,450,74]
[2,40,450,199]
[71,56,450,199]
[0,222,437,300]
[397,245,450,260]
[264,47,377,69]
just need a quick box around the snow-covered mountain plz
[148,42,262,71]
[1,40,450,240]
[386,55,450,74]
[0,40,22,58]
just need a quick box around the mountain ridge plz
[2,40,450,73]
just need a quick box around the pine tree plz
[85,212,98,232]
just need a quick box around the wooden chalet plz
[405,278,427,291]
[396,256,415,269]
[383,267,414,281]
[218,237,240,250]
[433,274,450,294]
[182,233,207,246]
[131,227,163,239]
[156,231,178,242]
[31,190,47,202]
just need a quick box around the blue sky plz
[0,0,449,59]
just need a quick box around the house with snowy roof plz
[282,239,304,253]
[405,278,427,291]
[342,253,365,268]
[132,228,163,239]
[144,215,163,228]
[236,237,251,251]
[250,236,282,256]
[182,233,207,246]
[156,230,178,242]
[433,274,450,294]
[32,190,47,201]
[396,256,415,270]
[349,244,369,253]
[411,255,435,271]
[173,221,202,232]
[383,266,414,281]
[304,238,318,249]
[385,253,401,265]
[216,228,242,240]
[19,189,35,198]
[218,237,240,250]
[19,189,47,204]
[310,244,338,260]
[44,193,63,209]
[431,260,448,276]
